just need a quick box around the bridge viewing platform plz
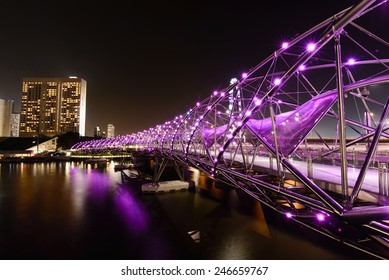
[71,0,389,259]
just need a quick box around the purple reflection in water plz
[115,187,148,233]
[85,169,111,203]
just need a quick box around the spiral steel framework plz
[73,0,389,258]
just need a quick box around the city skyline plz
[0,1,384,136]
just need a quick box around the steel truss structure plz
[73,0,389,258]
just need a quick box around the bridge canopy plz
[201,91,337,156]
[247,91,337,156]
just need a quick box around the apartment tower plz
[107,124,115,138]
[20,77,87,137]
[0,99,14,136]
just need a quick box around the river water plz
[0,160,374,260]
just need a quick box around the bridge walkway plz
[230,153,389,204]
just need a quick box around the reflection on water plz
[0,162,374,260]
[115,187,148,233]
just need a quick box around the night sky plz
[0,1,369,136]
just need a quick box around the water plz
[0,161,374,260]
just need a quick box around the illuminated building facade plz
[0,99,14,137]
[107,124,115,138]
[94,126,101,137]
[10,113,20,137]
[20,77,87,137]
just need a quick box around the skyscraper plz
[107,124,115,138]
[20,77,87,137]
[94,126,101,137]
[10,113,20,137]
[0,99,14,137]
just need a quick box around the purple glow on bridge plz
[70,2,389,255]
[285,212,293,218]
[347,58,356,65]
[306,42,316,52]
[316,213,326,222]
[273,78,282,85]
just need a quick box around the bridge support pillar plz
[307,156,313,179]
[153,156,185,183]
[353,149,358,166]
[378,162,388,196]
[269,154,273,170]
[317,148,322,161]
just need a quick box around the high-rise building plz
[94,126,101,137]
[10,113,20,137]
[107,124,115,138]
[0,99,14,137]
[20,77,87,137]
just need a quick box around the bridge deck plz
[232,153,389,203]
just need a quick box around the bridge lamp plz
[316,213,326,222]
[298,64,306,71]
[347,58,356,65]
[230,77,238,85]
[306,42,316,52]
[274,78,282,86]
[213,90,218,96]
[281,42,289,49]
[255,99,262,106]
[285,212,293,218]
[242,72,248,78]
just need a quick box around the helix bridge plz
[72,0,389,258]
